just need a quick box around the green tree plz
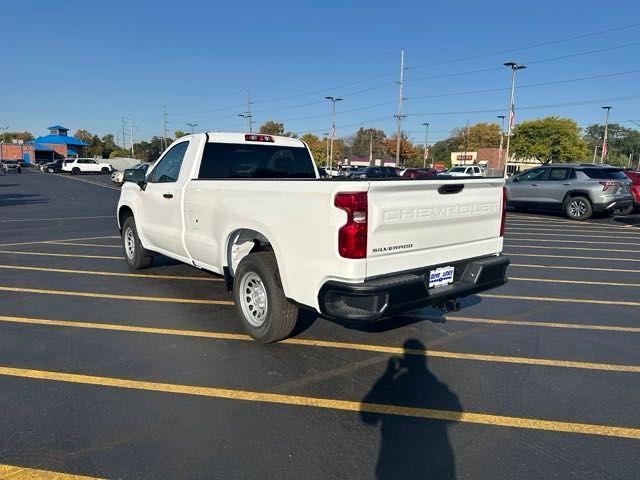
[347,128,388,160]
[300,133,326,165]
[2,131,34,142]
[73,129,94,145]
[383,133,419,167]
[174,130,187,138]
[451,123,501,150]
[511,117,588,164]
[429,137,457,168]
[583,123,640,165]
[101,134,118,159]
[259,121,285,136]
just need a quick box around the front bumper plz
[318,254,509,321]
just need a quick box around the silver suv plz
[506,164,633,220]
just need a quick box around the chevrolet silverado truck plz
[117,133,509,343]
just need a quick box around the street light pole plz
[421,122,430,168]
[325,96,343,172]
[238,113,252,133]
[186,123,198,134]
[600,106,612,164]
[394,48,406,167]
[497,115,505,172]
[592,145,600,164]
[503,62,526,178]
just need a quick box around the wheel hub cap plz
[124,228,136,260]
[239,272,268,327]
[569,200,587,217]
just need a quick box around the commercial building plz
[32,125,88,163]
[451,148,540,175]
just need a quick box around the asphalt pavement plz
[1,169,639,479]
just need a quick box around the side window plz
[518,168,547,182]
[148,142,189,183]
[548,168,570,181]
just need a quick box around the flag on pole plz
[330,126,336,140]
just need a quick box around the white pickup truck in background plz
[117,133,509,343]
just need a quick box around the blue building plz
[32,125,88,163]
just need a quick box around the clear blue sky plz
[3,0,640,144]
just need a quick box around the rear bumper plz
[592,196,633,212]
[318,254,509,321]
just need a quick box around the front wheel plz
[233,251,298,343]
[121,216,153,269]
[71,167,80,175]
[564,196,593,221]
[101,167,110,174]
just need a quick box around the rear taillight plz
[500,187,507,237]
[599,181,618,191]
[335,192,368,259]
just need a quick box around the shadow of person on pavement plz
[361,339,462,480]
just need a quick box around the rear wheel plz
[233,251,298,343]
[101,167,110,174]
[122,216,153,269]
[71,167,80,175]
[564,196,593,221]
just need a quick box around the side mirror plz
[123,168,147,189]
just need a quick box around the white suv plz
[445,165,483,177]
[62,158,113,175]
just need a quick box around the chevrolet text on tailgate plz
[117,133,509,343]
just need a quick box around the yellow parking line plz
[507,231,639,240]
[0,235,120,248]
[1,315,639,372]
[508,238,640,246]
[49,241,121,248]
[0,264,223,282]
[511,263,640,274]
[0,250,121,260]
[445,315,640,333]
[504,244,640,253]
[510,276,640,288]
[506,252,640,263]
[480,293,640,307]
[0,286,233,305]
[1,365,639,439]
[0,463,102,479]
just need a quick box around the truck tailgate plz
[366,179,504,278]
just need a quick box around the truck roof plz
[201,132,306,148]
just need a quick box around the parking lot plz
[1,169,640,479]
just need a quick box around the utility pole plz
[325,96,343,172]
[600,106,612,164]
[464,120,470,158]
[246,90,254,133]
[497,115,505,173]
[162,105,168,150]
[421,122,430,168]
[592,145,599,164]
[324,133,330,173]
[503,62,526,178]
[369,130,374,166]
[121,118,127,150]
[129,118,134,157]
[394,48,406,167]
[0,126,8,162]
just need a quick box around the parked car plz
[399,168,437,179]
[622,170,640,212]
[2,160,22,174]
[117,132,508,343]
[41,159,66,173]
[61,158,113,175]
[505,164,633,220]
[356,166,400,178]
[112,163,150,185]
[442,165,483,177]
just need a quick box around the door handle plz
[163,193,173,199]
[530,184,538,186]
[562,183,572,186]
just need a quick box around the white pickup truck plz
[117,133,509,343]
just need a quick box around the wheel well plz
[562,190,591,205]
[118,206,134,232]
[225,229,274,289]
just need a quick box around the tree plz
[451,123,501,150]
[383,133,419,166]
[510,117,589,164]
[583,123,640,165]
[73,129,94,145]
[2,131,34,142]
[259,121,285,136]
[300,133,326,165]
[348,128,388,160]
[174,130,187,138]
[429,137,458,168]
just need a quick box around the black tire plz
[563,195,593,221]
[233,251,298,343]
[121,216,153,269]
[71,167,80,175]
[101,167,110,174]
